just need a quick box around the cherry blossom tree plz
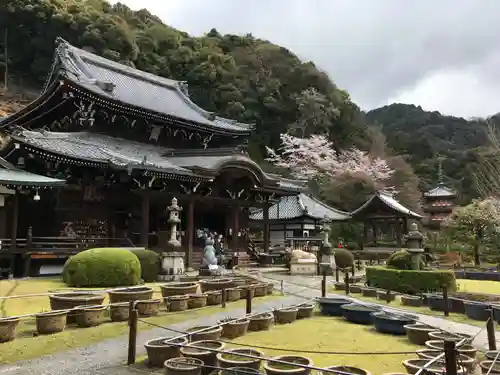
[266,133,394,182]
[443,198,500,265]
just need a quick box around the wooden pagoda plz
[350,190,422,251]
[0,38,302,275]
[423,182,456,229]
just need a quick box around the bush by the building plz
[129,248,161,282]
[334,248,355,269]
[62,248,141,287]
[365,266,456,294]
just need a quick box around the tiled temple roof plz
[0,156,65,188]
[52,38,251,135]
[250,193,350,221]
[350,190,422,219]
[424,182,456,198]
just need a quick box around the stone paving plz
[1,272,499,375]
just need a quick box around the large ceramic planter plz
[75,306,107,327]
[486,351,500,360]
[425,340,477,358]
[449,297,465,314]
[188,294,208,309]
[161,282,199,298]
[322,366,371,375]
[428,331,469,342]
[401,295,423,307]
[297,304,314,319]
[218,318,249,339]
[185,326,222,342]
[334,282,346,291]
[0,317,20,342]
[220,367,261,375]
[237,285,253,300]
[316,297,350,316]
[180,340,225,375]
[145,336,189,367]
[248,312,274,331]
[464,301,490,321]
[168,295,189,312]
[371,311,415,335]
[263,355,312,375]
[402,359,465,375]
[341,304,377,325]
[415,349,475,370]
[349,285,362,294]
[49,292,105,324]
[164,357,203,375]
[216,348,264,370]
[110,302,130,322]
[136,299,161,316]
[35,310,67,334]
[404,324,435,345]
[427,295,449,312]
[108,287,153,304]
[199,279,234,293]
[480,360,500,375]
[253,283,267,297]
[206,291,222,306]
[225,288,241,302]
[361,287,377,298]
[275,308,298,324]
[376,290,396,302]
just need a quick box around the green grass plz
[0,278,282,363]
[331,278,500,328]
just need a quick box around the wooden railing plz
[0,236,135,258]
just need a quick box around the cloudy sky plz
[110,0,500,118]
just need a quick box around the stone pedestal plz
[290,259,317,275]
[158,251,185,281]
[319,254,336,275]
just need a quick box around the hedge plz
[365,266,456,294]
[62,248,141,287]
[129,249,161,282]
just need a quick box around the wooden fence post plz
[321,272,326,297]
[246,288,253,314]
[335,267,339,282]
[487,308,497,350]
[127,300,138,365]
[221,289,227,308]
[280,280,284,295]
[444,340,458,375]
[442,286,449,317]
[344,272,349,296]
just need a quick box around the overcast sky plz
[109,0,500,118]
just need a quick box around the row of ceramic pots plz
[402,323,500,374]
[317,297,416,335]
[145,303,315,369]
[425,294,500,322]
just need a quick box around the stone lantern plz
[404,223,424,270]
[158,197,185,281]
[319,217,336,274]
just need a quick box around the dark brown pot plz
[217,347,264,370]
[206,291,222,306]
[186,325,223,342]
[49,292,105,324]
[275,308,298,324]
[161,282,199,298]
[199,278,234,292]
[266,282,274,295]
[75,306,107,328]
[168,295,189,312]
[297,304,314,319]
[225,288,241,302]
[164,357,203,375]
[110,302,130,322]
[108,287,153,304]
[0,317,20,343]
[145,336,188,367]
[253,283,267,297]
[263,355,313,375]
[180,340,225,375]
[35,310,67,334]
[218,318,250,339]
[248,313,274,331]
[188,294,208,309]
[136,299,161,316]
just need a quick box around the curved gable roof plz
[350,191,422,219]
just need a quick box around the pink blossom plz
[266,133,394,181]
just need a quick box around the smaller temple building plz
[423,182,456,229]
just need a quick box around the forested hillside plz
[0,0,494,204]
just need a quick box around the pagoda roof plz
[350,190,422,220]
[0,156,65,188]
[250,193,350,221]
[39,38,251,135]
[8,129,303,193]
[424,182,456,198]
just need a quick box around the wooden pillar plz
[186,200,194,269]
[263,201,270,253]
[231,205,240,252]
[403,217,408,234]
[140,191,150,248]
[395,219,402,247]
[9,193,19,276]
[371,220,377,245]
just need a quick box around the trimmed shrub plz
[63,248,141,287]
[366,266,456,294]
[129,249,161,282]
[334,249,354,269]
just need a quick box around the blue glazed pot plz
[465,271,500,281]
[341,303,377,325]
[454,270,466,279]
[427,295,450,312]
[316,297,350,316]
[464,301,491,321]
[449,297,465,314]
[371,312,416,335]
